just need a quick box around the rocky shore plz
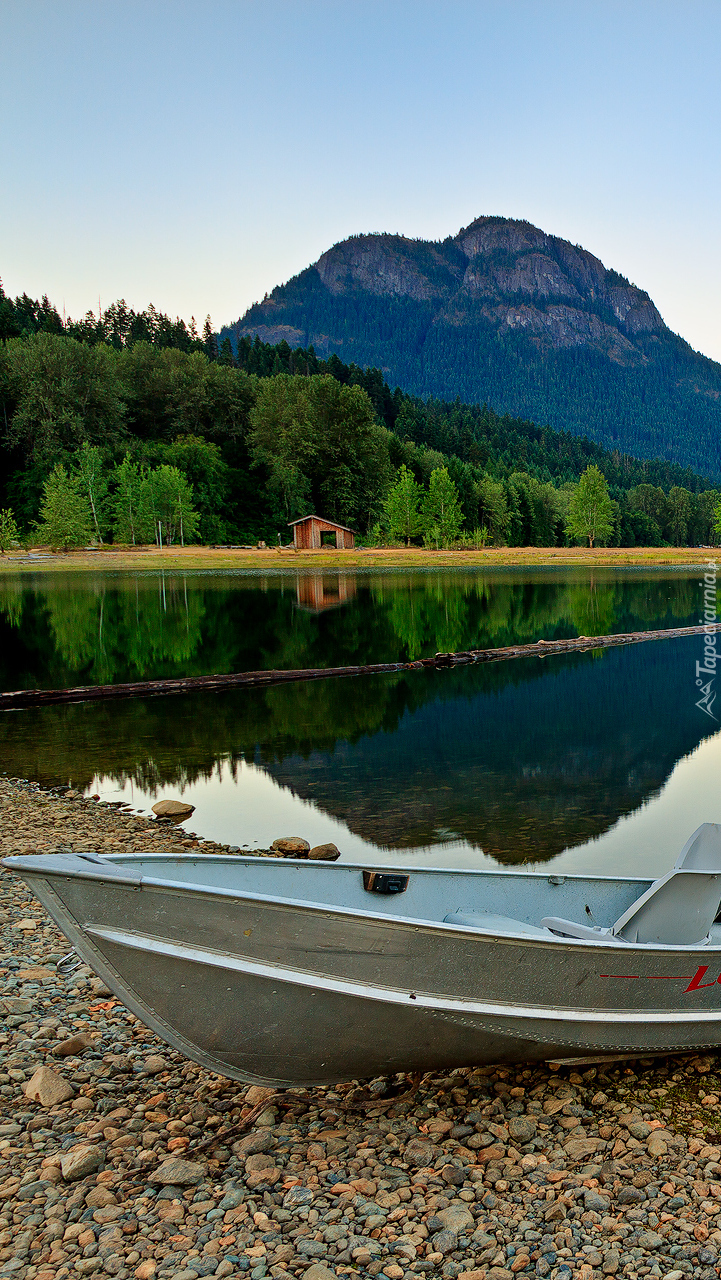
[2,777,721,1280]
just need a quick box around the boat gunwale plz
[6,852,721,953]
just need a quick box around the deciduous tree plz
[566,465,614,548]
[76,441,108,542]
[0,508,19,554]
[146,465,199,547]
[111,454,153,545]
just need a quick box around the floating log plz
[0,622,719,711]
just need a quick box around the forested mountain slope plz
[1,281,718,548]
[232,215,721,478]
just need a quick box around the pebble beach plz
[2,777,721,1280]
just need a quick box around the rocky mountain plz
[232,216,721,477]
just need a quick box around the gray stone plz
[151,1157,207,1186]
[472,1229,496,1246]
[432,1228,458,1254]
[617,1186,645,1205]
[637,1231,664,1250]
[584,1189,610,1213]
[142,1054,167,1075]
[508,1116,537,1143]
[246,1151,275,1171]
[303,1267,338,1280]
[563,1136,603,1160]
[232,1129,273,1157]
[646,1131,670,1158]
[348,1235,381,1255]
[218,1189,245,1210]
[283,1185,314,1208]
[628,1121,651,1140]
[60,1143,103,1181]
[436,1203,474,1232]
[191,1260,218,1277]
[297,1240,327,1257]
[404,1138,435,1166]
[255,1105,278,1126]
[16,1179,51,1200]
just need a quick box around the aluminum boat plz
[5,824,721,1086]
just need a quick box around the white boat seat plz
[674,823,721,871]
[444,910,551,938]
[542,868,721,947]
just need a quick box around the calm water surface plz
[0,565,718,877]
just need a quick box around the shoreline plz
[2,778,721,1280]
[0,545,715,575]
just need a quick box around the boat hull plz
[9,855,721,1084]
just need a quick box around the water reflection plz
[295,574,357,613]
[0,567,703,691]
[0,568,716,870]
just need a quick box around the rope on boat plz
[1,622,719,711]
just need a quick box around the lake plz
[0,564,718,877]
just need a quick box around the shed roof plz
[288,514,356,534]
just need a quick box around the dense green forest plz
[231,218,721,478]
[1,280,719,548]
[237,279,721,477]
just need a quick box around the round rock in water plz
[152,798,195,817]
[271,836,310,857]
[308,842,341,860]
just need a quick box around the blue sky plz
[3,1,721,358]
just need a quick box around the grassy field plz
[0,543,716,573]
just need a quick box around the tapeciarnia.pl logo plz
[696,559,718,720]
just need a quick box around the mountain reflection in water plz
[0,567,716,865]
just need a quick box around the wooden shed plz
[288,515,356,550]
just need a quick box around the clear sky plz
[3,1,721,358]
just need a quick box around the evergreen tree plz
[474,474,508,545]
[566,465,614,548]
[383,465,423,544]
[35,465,93,551]
[203,316,218,362]
[421,467,463,548]
[666,486,693,546]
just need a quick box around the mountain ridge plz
[231,215,721,478]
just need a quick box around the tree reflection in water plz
[0,568,712,864]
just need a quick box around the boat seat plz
[444,910,551,939]
[542,865,721,946]
[674,823,721,871]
